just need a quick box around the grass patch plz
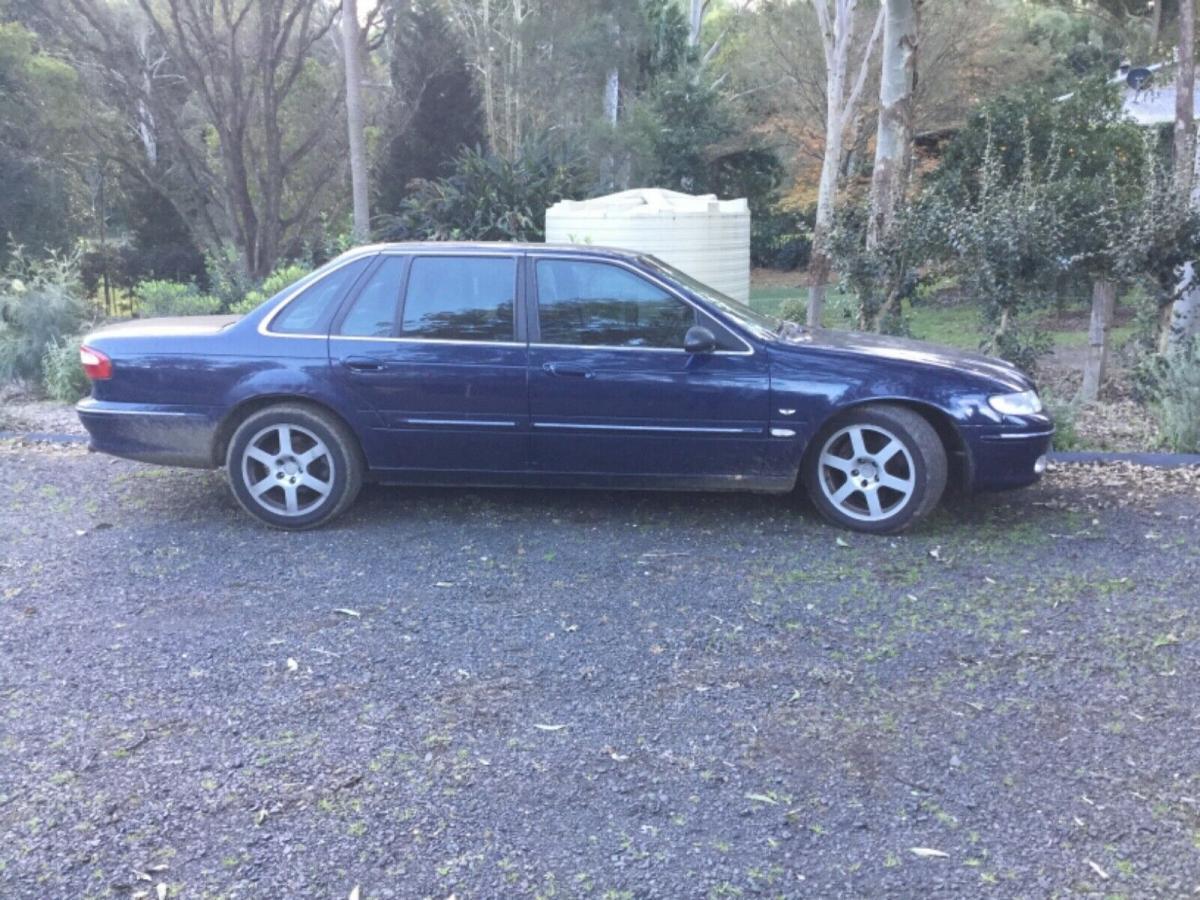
[749,282,1130,352]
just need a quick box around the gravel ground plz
[1,441,1199,899]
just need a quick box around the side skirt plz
[364,469,799,494]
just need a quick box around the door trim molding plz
[532,421,761,435]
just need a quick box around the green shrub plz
[0,250,87,382]
[1154,344,1200,452]
[376,138,590,242]
[133,279,220,317]
[205,243,259,311]
[777,297,806,323]
[229,263,311,315]
[41,335,89,402]
[1045,397,1080,450]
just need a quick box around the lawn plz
[748,282,1136,352]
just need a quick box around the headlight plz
[988,390,1043,416]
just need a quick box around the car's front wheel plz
[226,403,363,530]
[803,404,947,534]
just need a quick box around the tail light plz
[80,345,113,380]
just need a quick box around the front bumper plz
[967,426,1054,491]
[76,398,219,468]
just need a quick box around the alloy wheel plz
[817,423,916,523]
[240,424,336,517]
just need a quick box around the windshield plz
[639,255,782,341]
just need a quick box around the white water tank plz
[544,188,751,303]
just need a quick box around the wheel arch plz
[802,398,972,494]
[211,395,366,469]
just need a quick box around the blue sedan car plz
[76,243,1053,533]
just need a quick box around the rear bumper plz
[76,398,219,468]
[967,427,1054,491]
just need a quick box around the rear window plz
[401,256,516,342]
[270,257,372,335]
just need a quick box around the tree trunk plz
[806,134,842,327]
[806,1,883,328]
[1080,279,1116,403]
[604,67,619,126]
[1150,0,1163,54]
[867,0,920,250]
[1176,0,1195,197]
[1169,0,1200,351]
[342,0,370,242]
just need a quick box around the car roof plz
[343,241,645,261]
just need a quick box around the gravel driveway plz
[1,440,1198,899]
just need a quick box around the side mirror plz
[684,325,717,354]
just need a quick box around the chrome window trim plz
[529,254,756,357]
[529,341,749,356]
[262,248,525,342]
[259,247,759,357]
[330,335,527,348]
[532,422,761,435]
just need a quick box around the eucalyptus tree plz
[806,0,884,328]
[342,0,370,241]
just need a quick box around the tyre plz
[226,403,363,530]
[802,404,947,535]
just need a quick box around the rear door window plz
[401,256,517,342]
[269,256,373,335]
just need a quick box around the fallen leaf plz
[286,658,298,673]
[835,536,851,548]
[1085,859,1109,880]
[348,886,361,900]
[909,847,949,859]
[334,608,361,618]
[745,793,779,805]
[533,723,567,732]
[156,884,167,900]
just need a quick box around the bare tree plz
[343,0,370,241]
[57,0,343,279]
[807,0,884,328]
[443,0,534,159]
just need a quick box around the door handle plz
[343,356,386,372]
[543,362,594,379]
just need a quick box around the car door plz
[527,255,770,478]
[328,251,528,475]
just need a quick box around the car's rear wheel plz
[226,404,363,530]
[803,404,947,534]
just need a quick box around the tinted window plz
[270,256,372,335]
[339,256,406,337]
[401,256,516,341]
[536,260,695,348]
